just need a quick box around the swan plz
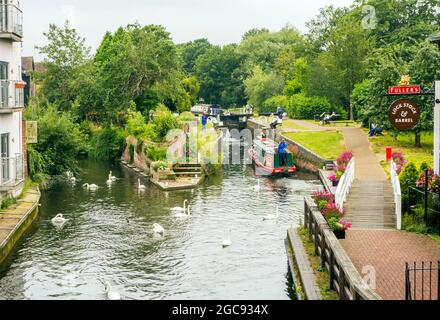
[171,200,188,213]
[153,223,165,235]
[174,205,192,219]
[105,282,121,300]
[138,179,146,191]
[51,214,68,227]
[253,179,262,192]
[263,206,280,221]
[83,183,99,191]
[222,229,232,248]
[109,171,117,182]
[70,176,77,183]
[106,176,113,186]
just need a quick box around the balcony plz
[0,4,23,41]
[0,154,24,190]
[0,80,25,113]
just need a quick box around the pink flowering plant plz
[328,217,352,231]
[311,188,351,232]
[328,150,353,182]
[416,168,440,192]
[392,152,406,175]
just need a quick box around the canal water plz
[0,159,321,300]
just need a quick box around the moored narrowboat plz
[248,137,297,176]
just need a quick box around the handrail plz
[390,160,402,230]
[0,3,23,37]
[303,197,382,300]
[335,158,355,210]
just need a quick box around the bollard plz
[386,147,392,162]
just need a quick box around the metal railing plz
[0,154,24,187]
[405,261,439,300]
[335,158,355,210]
[0,4,23,38]
[391,160,402,230]
[0,80,25,110]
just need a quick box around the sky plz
[21,0,355,60]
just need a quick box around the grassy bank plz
[284,131,346,160]
[298,227,339,300]
[367,130,433,170]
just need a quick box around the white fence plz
[390,160,402,230]
[335,158,355,210]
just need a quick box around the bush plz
[26,104,88,176]
[287,95,331,120]
[146,145,168,162]
[153,104,180,139]
[126,111,157,142]
[152,161,168,171]
[262,95,290,114]
[178,112,195,122]
[89,127,127,160]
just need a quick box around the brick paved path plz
[340,230,440,300]
[339,128,440,300]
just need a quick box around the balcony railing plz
[0,154,24,187]
[0,80,25,111]
[0,4,23,40]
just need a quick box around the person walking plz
[201,112,208,131]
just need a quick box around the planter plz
[333,229,346,239]
[332,180,339,187]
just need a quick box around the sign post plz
[434,81,440,174]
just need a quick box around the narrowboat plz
[248,137,297,176]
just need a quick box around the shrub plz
[152,161,168,171]
[89,127,127,161]
[153,104,180,139]
[1,196,17,210]
[178,112,195,122]
[126,111,157,142]
[262,95,290,114]
[146,145,168,162]
[288,95,331,120]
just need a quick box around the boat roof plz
[254,138,278,153]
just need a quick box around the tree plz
[244,66,284,109]
[178,39,213,75]
[195,45,245,106]
[35,21,91,111]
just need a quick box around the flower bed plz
[312,190,351,239]
[327,151,353,186]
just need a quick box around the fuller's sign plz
[388,85,421,95]
[388,99,420,131]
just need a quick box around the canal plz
[0,159,321,300]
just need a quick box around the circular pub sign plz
[388,99,420,131]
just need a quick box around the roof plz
[34,62,45,73]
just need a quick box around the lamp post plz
[430,33,440,174]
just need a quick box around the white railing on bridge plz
[390,160,402,230]
[335,158,355,210]
[0,154,25,187]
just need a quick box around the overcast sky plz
[21,0,355,60]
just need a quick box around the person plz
[369,123,378,137]
[278,139,288,166]
[201,113,208,131]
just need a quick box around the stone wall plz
[121,136,151,175]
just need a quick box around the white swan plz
[105,282,121,300]
[171,200,188,213]
[109,171,117,182]
[174,205,192,219]
[222,229,232,248]
[153,223,165,235]
[253,179,262,192]
[138,179,146,191]
[263,206,280,221]
[51,214,68,227]
[83,183,99,191]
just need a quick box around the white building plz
[0,0,25,199]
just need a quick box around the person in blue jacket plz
[278,139,288,166]
[201,113,208,130]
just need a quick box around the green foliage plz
[178,38,213,75]
[146,145,168,162]
[152,104,180,139]
[244,66,284,109]
[126,110,158,142]
[178,112,195,122]
[400,162,419,192]
[287,94,332,120]
[25,103,88,176]
[89,127,127,161]
[1,196,17,210]
[152,161,168,171]
[262,95,290,113]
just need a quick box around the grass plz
[281,119,309,131]
[305,120,361,128]
[298,227,339,300]
[284,131,346,160]
[367,130,433,169]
